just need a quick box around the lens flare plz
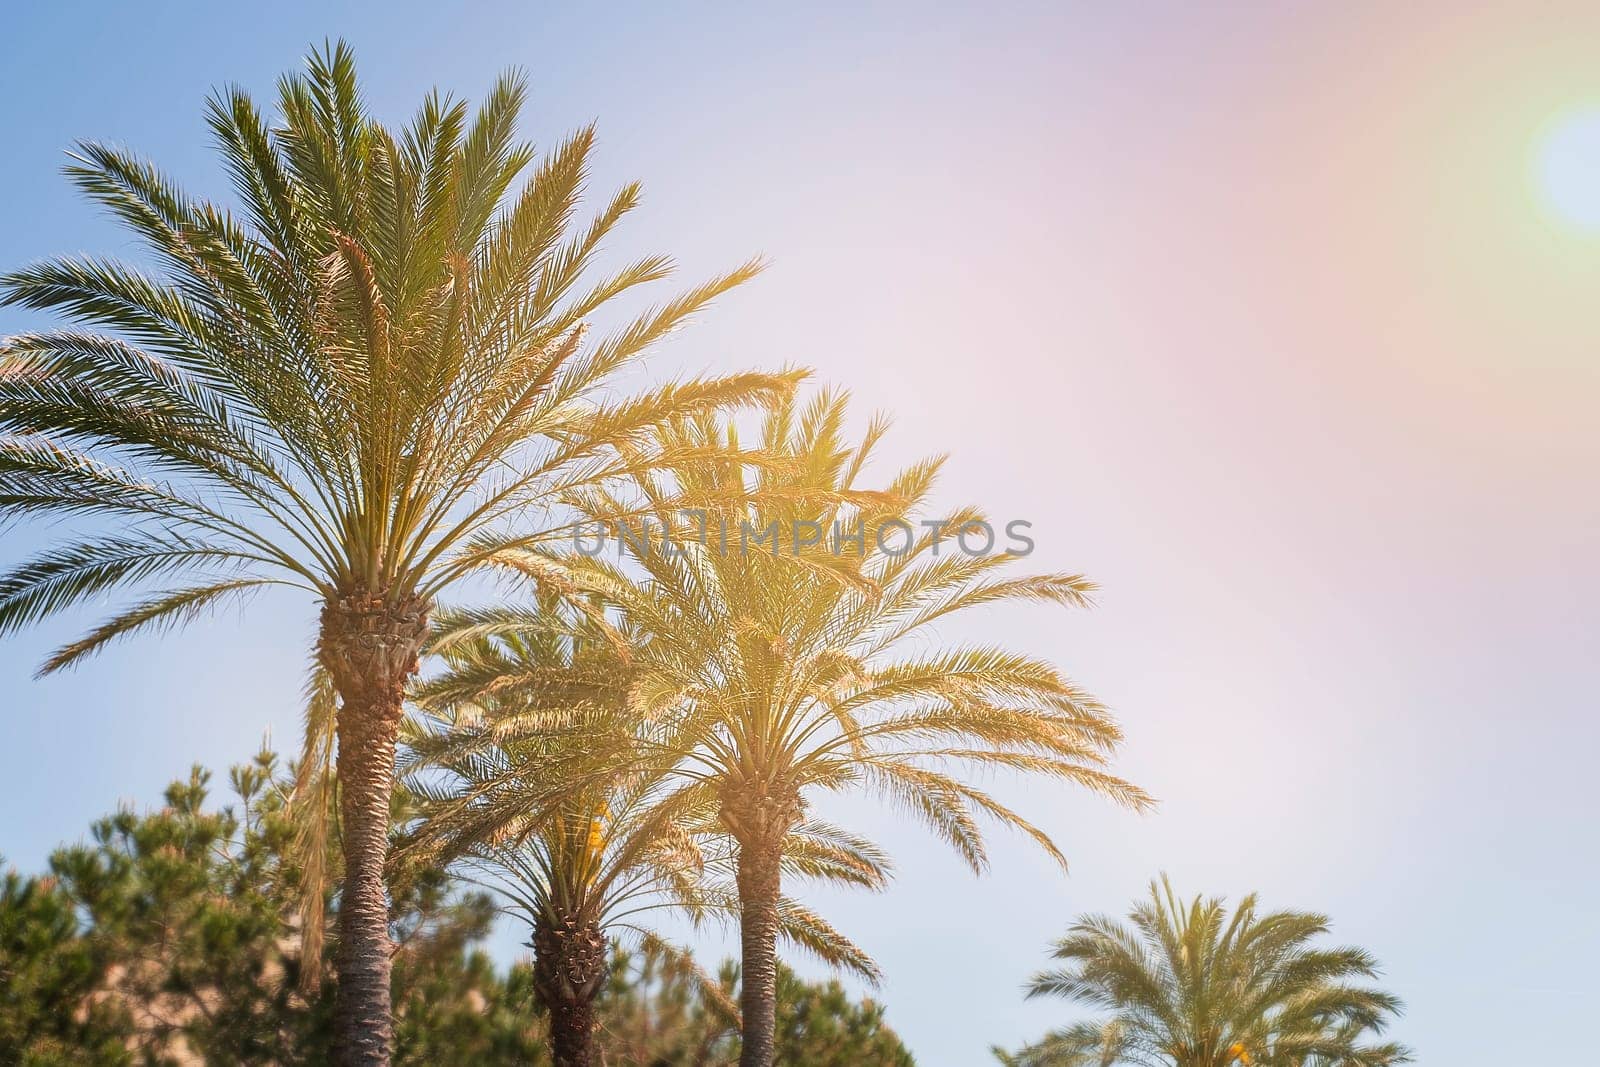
[1537,108,1600,230]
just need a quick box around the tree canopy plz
[0,749,916,1066]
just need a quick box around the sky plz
[2,2,1597,1062]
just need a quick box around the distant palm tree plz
[474,389,1151,1066]
[0,42,789,1064]
[399,601,886,1066]
[998,876,1412,1067]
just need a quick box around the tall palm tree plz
[0,43,791,1064]
[999,876,1413,1067]
[476,389,1151,1066]
[398,603,886,1066]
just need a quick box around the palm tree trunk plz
[532,913,608,1067]
[734,832,784,1067]
[722,785,801,1067]
[320,590,429,1067]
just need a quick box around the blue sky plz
[3,3,1598,1063]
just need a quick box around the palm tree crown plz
[0,42,779,670]
[1001,876,1412,1067]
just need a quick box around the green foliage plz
[388,879,547,1065]
[767,965,915,1067]
[0,753,917,1065]
[53,758,312,1062]
[0,749,538,1064]
[0,866,130,1064]
[595,943,915,1066]
[44,753,320,1064]
[997,876,1412,1067]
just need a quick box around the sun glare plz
[1537,108,1600,231]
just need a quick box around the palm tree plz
[398,602,886,1066]
[0,43,791,1064]
[999,876,1413,1067]
[476,389,1151,1066]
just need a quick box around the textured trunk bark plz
[734,832,784,1067]
[319,590,429,1067]
[332,689,400,1066]
[532,913,608,1067]
[721,785,800,1067]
